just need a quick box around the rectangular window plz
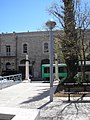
[6,45,10,56]
[44,43,49,53]
[23,44,27,53]
[44,67,50,73]
[58,67,67,73]
[44,67,55,73]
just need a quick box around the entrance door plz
[19,66,32,80]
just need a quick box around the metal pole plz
[49,29,54,102]
[46,19,56,102]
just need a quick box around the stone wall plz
[0,31,50,79]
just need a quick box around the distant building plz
[0,30,90,79]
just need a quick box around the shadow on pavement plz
[52,97,90,120]
[20,88,50,104]
[38,101,51,109]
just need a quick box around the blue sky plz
[0,0,89,33]
[0,0,58,33]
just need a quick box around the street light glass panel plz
[46,20,56,30]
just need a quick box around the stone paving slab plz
[0,80,90,120]
[0,107,40,120]
[0,81,58,108]
[0,80,58,120]
[39,97,90,120]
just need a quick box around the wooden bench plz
[64,83,90,101]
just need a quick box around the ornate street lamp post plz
[46,19,56,102]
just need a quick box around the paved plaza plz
[39,97,90,120]
[0,80,90,120]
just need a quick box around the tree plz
[53,30,65,63]
[49,0,78,80]
[49,0,90,82]
[76,2,90,81]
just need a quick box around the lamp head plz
[46,19,56,30]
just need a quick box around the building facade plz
[0,31,51,79]
[0,30,90,79]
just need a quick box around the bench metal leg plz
[68,93,70,101]
[81,94,86,100]
[68,87,70,101]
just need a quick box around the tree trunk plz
[62,0,78,79]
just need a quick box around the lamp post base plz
[25,79,31,83]
[50,86,53,102]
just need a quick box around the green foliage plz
[60,77,76,85]
[49,0,90,82]
[60,73,90,85]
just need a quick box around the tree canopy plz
[49,0,90,81]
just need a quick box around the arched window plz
[41,59,50,64]
[44,42,49,53]
[23,44,27,53]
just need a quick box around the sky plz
[0,0,90,33]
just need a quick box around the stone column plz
[55,53,59,80]
[25,55,30,82]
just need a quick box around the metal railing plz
[0,74,22,90]
[0,74,22,82]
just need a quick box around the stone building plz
[0,31,50,79]
[0,30,90,80]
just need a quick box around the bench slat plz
[64,83,90,86]
[64,92,90,94]
[63,83,90,101]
